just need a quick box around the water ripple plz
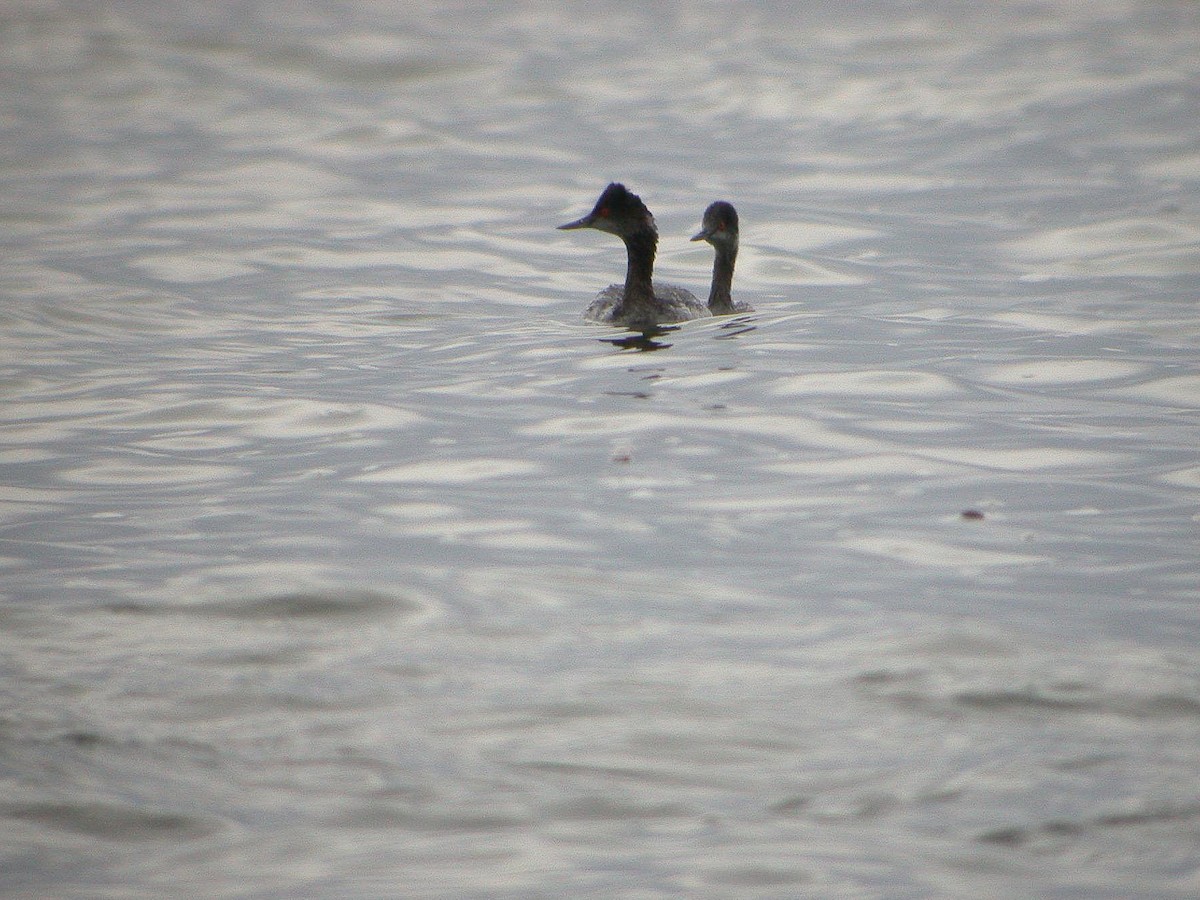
[8,801,221,842]
[771,370,961,398]
[844,535,1047,570]
[1006,217,1200,278]
[355,458,541,483]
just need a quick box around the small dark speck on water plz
[961,510,985,521]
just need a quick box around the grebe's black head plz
[558,183,656,237]
[690,201,739,246]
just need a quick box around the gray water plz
[3,1,1200,897]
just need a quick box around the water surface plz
[2,2,1199,897]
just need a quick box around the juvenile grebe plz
[691,201,753,315]
[558,183,710,328]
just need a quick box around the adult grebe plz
[691,201,753,315]
[559,183,710,328]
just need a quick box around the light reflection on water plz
[3,1,1200,897]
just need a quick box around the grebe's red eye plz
[597,206,609,218]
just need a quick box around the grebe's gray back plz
[559,183,710,329]
[691,200,753,316]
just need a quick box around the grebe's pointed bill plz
[690,225,713,242]
[558,213,594,231]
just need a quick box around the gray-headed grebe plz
[559,183,710,328]
[691,201,753,315]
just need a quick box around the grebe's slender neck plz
[620,226,659,314]
[708,243,737,314]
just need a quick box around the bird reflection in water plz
[600,324,677,351]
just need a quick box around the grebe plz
[558,183,710,328]
[691,201,753,315]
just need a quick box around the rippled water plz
[3,2,1200,897]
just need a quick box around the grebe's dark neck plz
[708,243,737,314]
[620,226,659,314]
